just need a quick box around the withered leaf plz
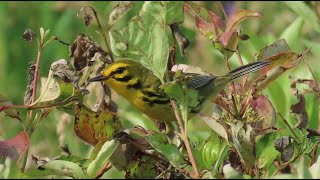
[291,93,308,129]
[22,28,36,42]
[69,34,110,72]
[77,6,95,26]
[171,24,190,58]
[24,63,36,105]
[74,103,121,146]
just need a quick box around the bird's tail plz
[226,61,270,81]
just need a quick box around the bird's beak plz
[89,75,108,82]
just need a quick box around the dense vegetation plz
[0,1,320,179]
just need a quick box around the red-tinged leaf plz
[208,10,225,31]
[218,31,239,48]
[291,94,308,128]
[225,9,262,32]
[195,15,216,40]
[0,131,30,160]
[250,95,276,129]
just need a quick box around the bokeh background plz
[0,1,320,177]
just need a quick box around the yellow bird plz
[89,59,269,123]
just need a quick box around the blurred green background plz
[0,1,320,175]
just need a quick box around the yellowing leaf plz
[74,104,121,145]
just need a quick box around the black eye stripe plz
[109,67,127,77]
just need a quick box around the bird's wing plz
[187,74,215,89]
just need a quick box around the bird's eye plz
[115,67,125,74]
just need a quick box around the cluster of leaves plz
[1,1,320,179]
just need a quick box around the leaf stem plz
[92,7,114,62]
[277,113,301,143]
[170,100,200,178]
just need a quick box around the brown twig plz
[94,163,112,179]
[1,97,77,112]
[170,100,200,178]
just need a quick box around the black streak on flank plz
[127,80,142,89]
[113,75,132,82]
[142,96,170,106]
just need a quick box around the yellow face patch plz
[102,63,130,78]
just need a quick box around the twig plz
[92,8,114,63]
[170,100,200,178]
[20,40,43,172]
[277,113,301,143]
[217,1,228,20]
[1,97,77,112]
[94,163,112,179]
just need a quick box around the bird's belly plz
[133,96,175,122]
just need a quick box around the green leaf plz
[110,13,169,80]
[198,113,229,142]
[39,160,86,178]
[256,132,279,169]
[295,156,312,179]
[127,128,185,167]
[144,133,185,167]
[166,1,185,24]
[87,140,120,178]
[279,17,304,51]
[38,76,60,102]
[284,1,320,33]
[141,1,184,25]
[0,94,21,121]
[230,121,255,168]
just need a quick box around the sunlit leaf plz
[38,77,60,103]
[198,113,229,142]
[87,140,120,178]
[109,1,134,26]
[141,1,184,26]
[39,160,86,178]
[110,13,169,80]
[256,132,279,169]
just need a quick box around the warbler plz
[89,59,269,123]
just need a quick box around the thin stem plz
[217,1,228,20]
[231,95,239,119]
[92,8,114,62]
[170,100,200,178]
[0,98,77,112]
[277,113,301,143]
[21,45,42,172]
